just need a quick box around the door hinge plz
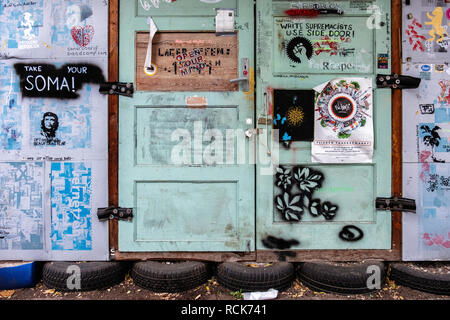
[375,197,416,213]
[109,247,116,260]
[97,207,134,221]
[99,82,134,97]
[376,74,421,89]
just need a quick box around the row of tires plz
[42,260,450,296]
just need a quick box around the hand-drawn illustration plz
[286,37,313,64]
[50,0,107,57]
[425,7,449,44]
[50,162,92,251]
[419,124,445,163]
[312,78,373,163]
[313,36,354,57]
[274,17,370,74]
[422,232,450,249]
[274,166,338,222]
[30,101,92,149]
[273,90,315,143]
[0,162,44,250]
[438,80,450,105]
[0,1,44,51]
[0,63,22,150]
[406,18,427,52]
[403,3,450,62]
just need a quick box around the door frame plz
[107,0,402,262]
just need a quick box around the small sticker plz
[246,118,253,125]
[421,64,431,72]
[419,71,431,80]
[435,65,445,73]
[377,54,389,69]
[186,96,207,108]
[419,104,435,114]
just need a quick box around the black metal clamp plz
[97,207,134,221]
[99,82,134,97]
[376,74,421,89]
[376,197,416,213]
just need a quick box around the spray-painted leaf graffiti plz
[293,167,323,193]
[274,165,338,222]
[275,166,292,190]
[275,192,303,221]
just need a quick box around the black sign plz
[273,90,315,143]
[14,63,105,99]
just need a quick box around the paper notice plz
[215,9,235,34]
[311,78,374,163]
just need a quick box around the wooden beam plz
[390,0,403,260]
[114,251,256,263]
[108,0,119,254]
[257,250,399,263]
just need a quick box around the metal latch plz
[99,82,134,97]
[245,128,262,138]
[230,58,249,92]
[376,197,416,213]
[376,74,421,89]
[97,207,134,221]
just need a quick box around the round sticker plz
[144,64,157,76]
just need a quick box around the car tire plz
[389,262,450,296]
[42,261,127,292]
[297,261,386,294]
[131,261,210,293]
[216,262,295,292]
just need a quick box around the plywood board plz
[136,32,239,91]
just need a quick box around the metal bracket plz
[99,82,134,97]
[376,74,421,89]
[376,197,416,213]
[97,207,134,221]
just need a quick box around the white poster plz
[312,78,374,163]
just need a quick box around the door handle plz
[230,77,248,83]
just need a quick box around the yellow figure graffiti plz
[425,7,449,43]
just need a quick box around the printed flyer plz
[311,78,374,163]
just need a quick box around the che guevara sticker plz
[311,78,374,163]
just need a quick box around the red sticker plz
[71,25,95,47]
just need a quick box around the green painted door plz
[118,0,255,252]
[256,0,392,250]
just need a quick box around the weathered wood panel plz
[136,32,239,91]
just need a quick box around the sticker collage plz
[0,0,108,260]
